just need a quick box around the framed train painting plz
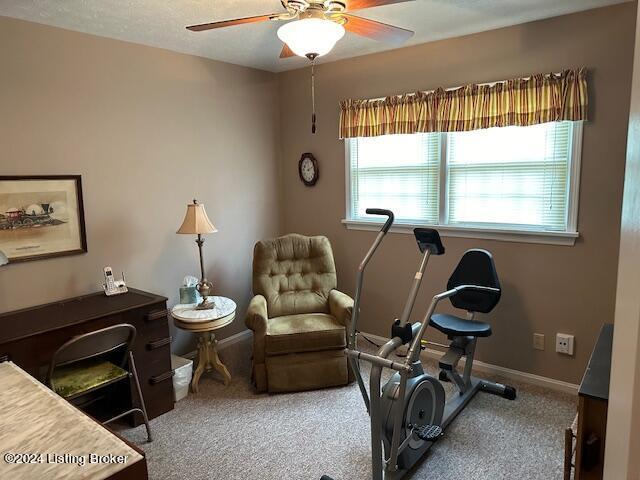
[0,176,87,263]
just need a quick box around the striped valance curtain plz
[339,68,588,138]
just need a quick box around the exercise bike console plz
[413,228,445,255]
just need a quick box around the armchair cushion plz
[252,234,337,318]
[265,313,346,356]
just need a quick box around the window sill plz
[341,219,579,246]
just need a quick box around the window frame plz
[343,121,583,246]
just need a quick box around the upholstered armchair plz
[245,233,354,393]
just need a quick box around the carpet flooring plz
[121,338,576,480]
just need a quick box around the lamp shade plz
[277,18,345,58]
[177,201,217,235]
[0,250,8,266]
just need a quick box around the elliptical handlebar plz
[347,208,396,413]
[351,209,395,334]
[366,208,394,233]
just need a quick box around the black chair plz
[429,249,501,338]
[426,248,507,394]
[45,323,152,442]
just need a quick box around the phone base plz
[103,282,128,296]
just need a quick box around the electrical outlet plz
[556,333,574,355]
[533,333,545,351]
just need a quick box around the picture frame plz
[0,175,87,263]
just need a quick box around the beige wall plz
[277,3,636,383]
[0,4,635,383]
[605,2,640,477]
[0,17,281,352]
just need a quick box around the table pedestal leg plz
[191,331,231,393]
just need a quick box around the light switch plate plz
[533,333,545,351]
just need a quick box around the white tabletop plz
[171,296,236,324]
[0,361,143,480]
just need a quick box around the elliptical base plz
[383,376,515,479]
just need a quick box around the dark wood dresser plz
[565,323,613,480]
[0,288,174,422]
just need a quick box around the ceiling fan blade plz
[346,0,414,11]
[187,14,277,32]
[342,14,414,44]
[280,44,295,58]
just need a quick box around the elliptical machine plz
[325,208,516,480]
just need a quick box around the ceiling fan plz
[186,0,415,60]
[187,0,416,133]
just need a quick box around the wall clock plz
[299,153,319,187]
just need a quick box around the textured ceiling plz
[0,0,631,72]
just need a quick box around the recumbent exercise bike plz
[322,209,516,480]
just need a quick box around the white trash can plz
[171,354,193,402]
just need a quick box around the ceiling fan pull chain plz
[311,58,316,134]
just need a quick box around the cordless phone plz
[103,266,128,296]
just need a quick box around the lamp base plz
[195,298,216,310]
[196,278,215,310]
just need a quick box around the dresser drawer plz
[133,336,172,372]
[146,335,172,351]
[140,377,174,420]
[125,304,171,368]
[123,304,168,330]
[143,308,170,324]
[130,343,174,425]
[120,299,175,423]
[148,369,175,385]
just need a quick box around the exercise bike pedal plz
[415,424,443,441]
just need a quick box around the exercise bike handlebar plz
[405,284,501,363]
[350,209,396,340]
[365,208,394,233]
[344,349,412,373]
[435,284,500,301]
[347,208,395,413]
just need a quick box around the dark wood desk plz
[0,288,175,422]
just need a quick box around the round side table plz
[171,296,236,393]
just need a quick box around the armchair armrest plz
[329,289,354,328]
[245,295,269,333]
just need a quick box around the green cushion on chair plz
[51,359,128,399]
[265,313,346,355]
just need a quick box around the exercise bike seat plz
[429,313,492,337]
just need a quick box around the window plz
[345,121,582,244]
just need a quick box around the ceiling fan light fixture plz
[277,18,345,58]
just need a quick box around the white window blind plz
[346,121,579,236]
[446,122,573,231]
[349,133,440,224]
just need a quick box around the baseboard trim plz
[182,329,252,361]
[219,329,253,349]
[360,331,578,395]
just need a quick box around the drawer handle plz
[149,370,175,384]
[147,336,172,350]
[145,309,169,322]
